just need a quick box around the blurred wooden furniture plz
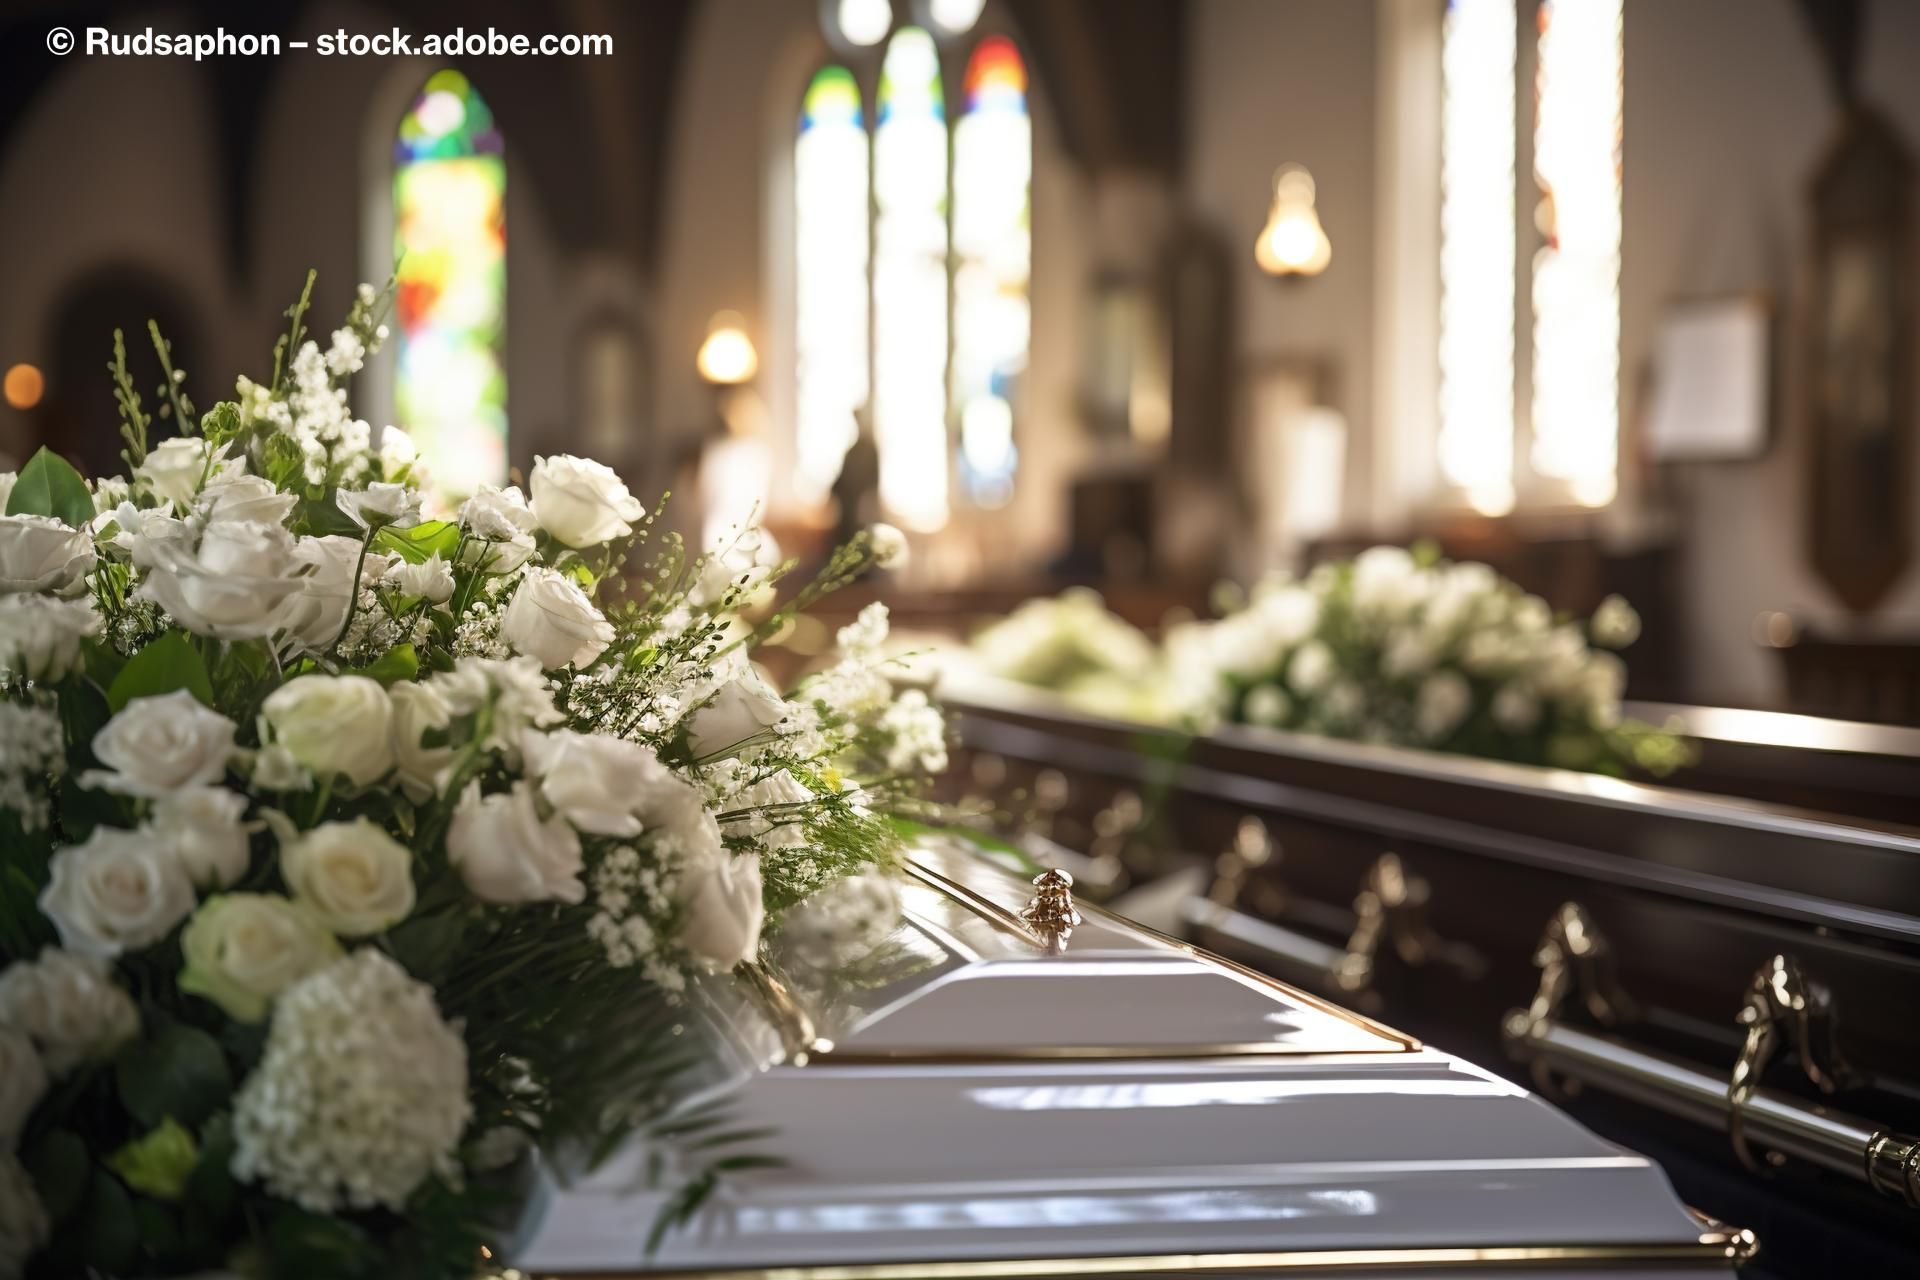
[1772,628,1920,726]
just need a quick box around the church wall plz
[1183,0,1920,708]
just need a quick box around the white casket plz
[508,840,1756,1277]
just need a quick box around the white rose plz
[152,786,252,888]
[520,729,671,837]
[135,436,230,509]
[0,1027,46,1151]
[528,454,644,547]
[718,766,815,850]
[0,947,140,1075]
[82,689,235,796]
[1415,671,1473,743]
[0,514,94,597]
[281,818,415,935]
[676,850,764,971]
[1244,684,1291,727]
[1382,630,1437,679]
[249,743,311,792]
[1351,546,1429,619]
[447,782,585,905]
[1590,593,1641,649]
[458,484,537,541]
[388,681,455,799]
[500,568,615,669]
[0,1154,48,1280]
[389,553,454,604]
[107,501,190,563]
[687,661,788,757]
[198,473,297,526]
[1288,640,1335,694]
[379,426,417,470]
[469,533,535,575]
[137,519,304,639]
[1250,582,1320,647]
[178,893,341,1023]
[1491,681,1541,733]
[0,594,100,682]
[260,675,394,787]
[336,481,421,530]
[276,535,393,655]
[38,827,196,958]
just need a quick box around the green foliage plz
[116,1023,232,1131]
[199,400,242,447]
[5,446,94,528]
[106,631,215,712]
[23,1130,89,1223]
[107,1117,200,1201]
[351,643,419,685]
[109,327,154,469]
[377,519,460,564]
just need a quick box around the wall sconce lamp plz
[1255,164,1332,278]
[696,311,759,385]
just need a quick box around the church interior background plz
[3,0,1920,1276]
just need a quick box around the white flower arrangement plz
[0,274,946,1279]
[1175,546,1689,775]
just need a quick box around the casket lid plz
[712,840,1411,1066]
[508,840,1750,1276]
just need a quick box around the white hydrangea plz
[0,702,64,832]
[231,950,469,1213]
[0,595,100,683]
[0,946,140,1076]
[1415,671,1472,743]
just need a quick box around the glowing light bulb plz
[2,364,44,410]
[697,312,758,385]
[837,0,893,47]
[1255,165,1332,277]
[929,0,986,34]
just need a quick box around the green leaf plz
[268,1205,374,1279]
[116,1024,232,1131]
[107,632,215,712]
[376,519,459,564]
[350,642,418,685]
[385,910,468,986]
[81,637,126,691]
[76,1167,139,1275]
[106,1116,199,1200]
[5,446,94,527]
[23,1130,89,1223]
[296,493,361,536]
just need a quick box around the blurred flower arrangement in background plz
[0,273,937,1279]
[965,546,1688,778]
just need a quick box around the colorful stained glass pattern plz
[1531,0,1622,507]
[794,66,872,505]
[394,69,507,502]
[951,36,1030,508]
[873,27,950,531]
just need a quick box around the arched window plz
[873,26,950,531]
[794,66,871,508]
[791,9,1033,533]
[951,35,1030,508]
[393,69,507,501]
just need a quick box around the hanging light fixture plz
[1255,164,1332,277]
[697,312,759,385]
[836,0,893,47]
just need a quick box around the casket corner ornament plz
[502,844,1764,1277]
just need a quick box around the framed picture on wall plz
[1644,293,1772,461]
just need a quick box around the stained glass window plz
[794,66,871,506]
[872,26,950,532]
[1530,0,1623,507]
[1438,0,1516,516]
[394,69,507,502]
[951,35,1030,508]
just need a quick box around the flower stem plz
[328,526,380,657]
